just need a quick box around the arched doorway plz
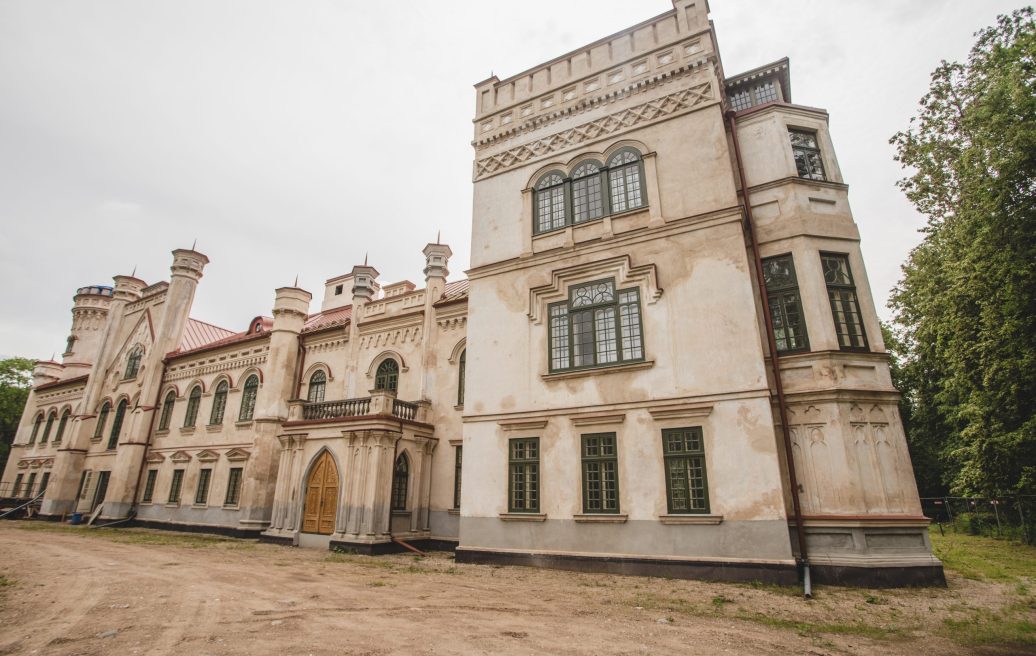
[302,451,339,535]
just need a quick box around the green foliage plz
[889,8,1036,497]
[0,357,34,473]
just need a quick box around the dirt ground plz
[0,523,1031,656]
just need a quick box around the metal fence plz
[921,496,1036,544]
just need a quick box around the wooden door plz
[302,452,339,535]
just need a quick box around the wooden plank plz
[86,503,105,525]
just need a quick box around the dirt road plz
[0,523,1028,655]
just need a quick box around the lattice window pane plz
[570,280,615,307]
[730,89,752,111]
[594,307,617,364]
[754,81,778,104]
[571,310,595,367]
[549,304,570,371]
[618,289,643,360]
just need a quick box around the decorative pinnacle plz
[191,238,197,251]
[436,230,441,245]
[364,252,368,266]
[293,274,299,287]
[130,265,137,278]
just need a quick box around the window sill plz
[206,424,223,432]
[392,510,411,517]
[222,504,240,510]
[165,502,180,508]
[453,404,463,411]
[155,429,169,437]
[659,514,723,525]
[542,360,654,382]
[235,420,254,428]
[90,437,102,443]
[448,508,460,516]
[574,513,628,524]
[180,427,196,435]
[499,513,546,522]
[192,503,208,509]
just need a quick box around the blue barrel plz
[70,512,82,525]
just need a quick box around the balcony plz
[289,390,428,425]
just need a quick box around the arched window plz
[209,380,229,425]
[29,414,43,444]
[375,359,399,393]
[124,347,142,379]
[55,409,71,443]
[184,387,202,427]
[64,335,76,355]
[571,160,605,224]
[93,402,111,439]
[533,171,567,234]
[307,370,326,403]
[239,375,259,421]
[457,350,466,407]
[41,412,56,444]
[391,453,409,511]
[158,391,176,431]
[607,149,645,213]
[108,399,128,450]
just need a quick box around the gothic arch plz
[448,338,467,365]
[299,446,342,535]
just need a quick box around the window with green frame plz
[224,467,243,506]
[12,473,23,497]
[508,438,539,513]
[195,468,212,505]
[107,400,127,450]
[581,433,620,513]
[662,427,710,514]
[93,402,110,439]
[532,147,647,235]
[40,411,55,443]
[28,414,42,444]
[124,347,142,379]
[158,391,176,431]
[209,380,229,425]
[54,409,71,444]
[183,387,201,427]
[549,278,644,372]
[141,469,158,503]
[375,359,399,393]
[762,254,809,353]
[168,469,184,504]
[789,129,826,180]
[453,445,463,510]
[821,253,868,350]
[239,375,259,421]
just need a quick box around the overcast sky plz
[0,0,1021,359]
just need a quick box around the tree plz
[890,8,1036,497]
[0,357,35,474]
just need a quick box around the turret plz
[32,360,62,388]
[422,242,452,300]
[351,264,380,306]
[255,286,312,421]
[62,285,113,370]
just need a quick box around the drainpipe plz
[725,110,811,598]
[129,359,168,516]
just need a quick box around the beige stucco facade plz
[2,0,941,586]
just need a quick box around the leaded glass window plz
[55,409,70,444]
[581,433,619,513]
[124,347,142,379]
[762,254,809,353]
[508,438,539,513]
[391,453,409,511]
[608,149,645,213]
[29,414,43,444]
[93,402,110,439]
[549,279,644,372]
[375,359,399,393]
[239,375,259,421]
[790,129,826,180]
[571,160,605,224]
[307,370,326,403]
[41,412,55,444]
[662,427,710,514]
[184,387,201,427]
[821,253,868,350]
[107,399,127,450]
[209,380,228,425]
[158,391,175,431]
[534,172,566,233]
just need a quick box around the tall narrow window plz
[40,412,56,444]
[64,335,76,355]
[607,149,645,213]
[168,469,184,504]
[142,469,158,503]
[25,473,37,497]
[533,171,567,234]
[508,438,539,513]
[581,433,620,514]
[224,467,243,506]
[209,380,228,425]
[391,453,409,511]
[789,129,826,180]
[375,359,399,393]
[38,472,50,495]
[239,375,259,421]
[124,347,142,379]
[29,414,43,444]
[571,160,605,224]
[184,387,201,427]
[93,402,111,439]
[548,279,644,372]
[307,370,326,403]
[453,445,463,510]
[54,409,71,444]
[821,253,868,350]
[195,468,212,505]
[12,474,24,497]
[762,254,810,353]
[107,399,127,450]
[158,391,176,431]
[456,351,466,407]
[662,427,710,514]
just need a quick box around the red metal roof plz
[179,318,236,352]
[303,305,352,333]
[34,374,89,391]
[436,279,469,305]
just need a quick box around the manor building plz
[2,0,943,586]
